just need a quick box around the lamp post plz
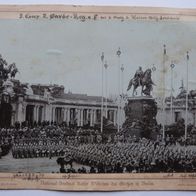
[104,61,109,118]
[116,47,121,132]
[101,52,104,133]
[185,51,189,140]
[170,62,175,123]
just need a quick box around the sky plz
[0,18,196,97]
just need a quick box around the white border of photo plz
[0,0,196,196]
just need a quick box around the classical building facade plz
[156,91,196,126]
[9,83,118,128]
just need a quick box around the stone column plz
[76,108,80,127]
[56,108,59,124]
[113,110,117,125]
[52,107,56,122]
[58,108,61,123]
[37,106,40,122]
[16,96,24,123]
[86,109,89,124]
[63,108,67,122]
[42,106,45,122]
[33,105,36,122]
[105,108,108,118]
[11,103,16,126]
[44,104,51,122]
[67,108,70,125]
[93,109,97,124]
[23,103,27,122]
[17,103,23,122]
[90,109,93,127]
[80,109,84,127]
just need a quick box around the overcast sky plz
[0,19,196,97]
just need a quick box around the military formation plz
[0,128,12,158]
[0,123,196,173]
[0,125,104,159]
[12,140,66,159]
[61,138,196,173]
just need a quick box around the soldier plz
[134,66,143,86]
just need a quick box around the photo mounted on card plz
[0,5,195,191]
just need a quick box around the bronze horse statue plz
[127,68,154,96]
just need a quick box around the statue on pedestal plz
[122,67,158,139]
[127,67,154,96]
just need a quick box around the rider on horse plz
[127,66,154,96]
[134,66,143,86]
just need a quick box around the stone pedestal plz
[122,96,158,139]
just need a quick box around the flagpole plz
[162,44,166,141]
[116,47,121,132]
[120,64,124,125]
[170,63,175,123]
[101,52,104,133]
[104,61,108,118]
[121,64,124,96]
[185,51,189,140]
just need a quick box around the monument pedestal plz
[122,96,158,139]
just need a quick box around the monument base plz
[122,96,158,139]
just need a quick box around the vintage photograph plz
[0,6,196,177]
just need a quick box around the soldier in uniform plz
[134,66,143,86]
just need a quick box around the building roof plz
[55,93,112,103]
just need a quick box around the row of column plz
[34,105,44,122]
[50,107,118,126]
[24,103,118,126]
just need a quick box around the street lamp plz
[116,47,121,132]
[101,52,104,133]
[104,61,109,118]
[170,62,175,123]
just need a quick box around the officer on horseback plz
[134,66,143,86]
[127,66,154,96]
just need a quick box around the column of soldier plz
[0,123,104,159]
[62,137,196,173]
[0,123,196,173]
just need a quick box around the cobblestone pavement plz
[0,152,60,173]
[0,152,90,173]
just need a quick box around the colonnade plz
[24,103,118,127]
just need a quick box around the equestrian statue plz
[127,66,155,96]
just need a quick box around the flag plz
[187,51,189,61]
[163,44,166,55]
[101,52,104,62]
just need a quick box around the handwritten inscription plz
[18,13,180,22]
[0,173,196,190]
[12,173,44,181]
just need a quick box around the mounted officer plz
[134,66,143,86]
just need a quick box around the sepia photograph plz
[0,4,196,191]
